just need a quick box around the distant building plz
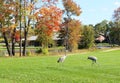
[95,35,105,43]
[24,33,61,46]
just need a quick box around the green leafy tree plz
[109,27,120,45]
[108,6,120,46]
[79,25,95,49]
[94,20,109,37]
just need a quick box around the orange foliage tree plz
[35,0,62,54]
[60,0,82,52]
[21,0,37,56]
[0,0,18,56]
[0,0,62,56]
[67,20,81,51]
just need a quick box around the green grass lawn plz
[0,48,120,83]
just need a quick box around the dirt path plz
[103,47,120,52]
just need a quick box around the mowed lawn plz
[0,48,120,83]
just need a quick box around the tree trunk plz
[3,32,11,56]
[22,20,30,56]
[23,0,35,56]
[11,28,16,56]
[19,0,22,56]
[23,30,27,56]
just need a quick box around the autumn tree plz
[113,6,120,28]
[113,6,120,23]
[0,0,37,56]
[0,0,62,56]
[11,0,20,56]
[21,0,37,56]
[0,0,18,56]
[61,0,82,52]
[67,19,81,51]
[0,0,10,55]
[35,0,62,54]
[62,0,81,18]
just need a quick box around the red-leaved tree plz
[35,0,62,54]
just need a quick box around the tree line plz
[0,0,120,56]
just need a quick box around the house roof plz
[52,33,60,40]
[26,33,60,41]
[28,36,38,41]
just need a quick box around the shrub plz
[26,50,31,56]
[42,48,49,55]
